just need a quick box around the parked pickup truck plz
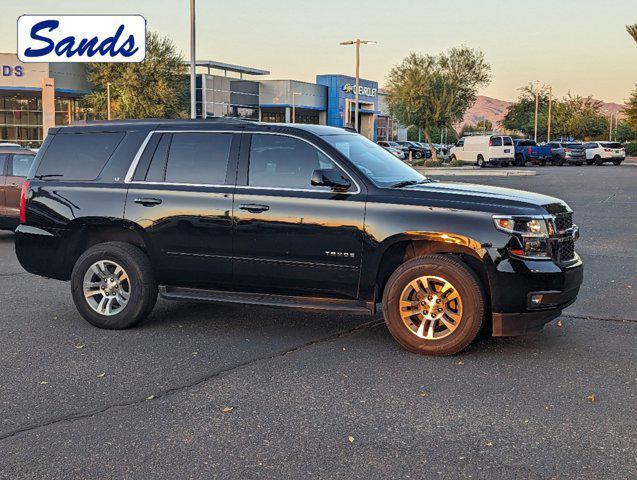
[513,139,552,166]
[15,119,583,356]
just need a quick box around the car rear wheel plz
[613,159,622,166]
[382,255,485,356]
[515,154,525,167]
[552,156,564,166]
[477,155,485,168]
[594,155,603,166]
[450,154,457,162]
[71,242,157,329]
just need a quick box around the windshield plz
[322,134,427,188]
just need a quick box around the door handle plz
[239,203,270,213]
[134,197,162,207]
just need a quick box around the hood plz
[399,181,570,215]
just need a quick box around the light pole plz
[609,112,614,141]
[340,39,376,133]
[189,0,196,119]
[533,81,540,142]
[106,82,112,120]
[291,92,301,124]
[547,85,552,142]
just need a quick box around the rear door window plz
[10,154,36,177]
[503,137,513,146]
[35,132,125,181]
[161,132,232,185]
[490,136,503,146]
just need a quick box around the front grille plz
[554,213,573,232]
[557,238,576,262]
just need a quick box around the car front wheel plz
[382,255,486,356]
[71,242,157,329]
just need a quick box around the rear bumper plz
[14,224,68,280]
[488,157,514,165]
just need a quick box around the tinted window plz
[248,134,336,189]
[601,142,623,148]
[36,132,124,180]
[144,134,171,182]
[0,154,6,175]
[583,143,597,149]
[565,143,583,148]
[490,136,503,146]
[503,137,513,146]
[457,139,464,147]
[164,133,232,185]
[11,154,35,177]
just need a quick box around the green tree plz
[386,47,490,161]
[625,87,637,131]
[82,31,188,119]
[552,94,606,140]
[501,83,550,138]
[613,120,637,142]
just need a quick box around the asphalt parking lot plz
[0,165,635,479]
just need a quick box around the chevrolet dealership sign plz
[17,15,146,62]
[342,83,377,98]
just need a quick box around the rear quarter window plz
[35,132,125,181]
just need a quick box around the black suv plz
[15,120,583,355]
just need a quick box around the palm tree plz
[627,24,637,43]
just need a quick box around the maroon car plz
[0,146,36,231]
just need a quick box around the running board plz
[159,286,375,315]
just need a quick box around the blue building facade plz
[316,74,380,141]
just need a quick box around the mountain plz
[460,95,626,128]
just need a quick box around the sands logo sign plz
[17,15,146,63]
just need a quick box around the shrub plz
[624,142,637,157]
[449,159,466,167]
[423,159,444,167]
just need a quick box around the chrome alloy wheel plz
[399,275,463,340]
[82,260,131,316]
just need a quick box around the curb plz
[415,167,536,177]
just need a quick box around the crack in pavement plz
[562,313,637,324]
[0,318,383,443]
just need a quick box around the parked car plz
[0,146,37,230]
[545,142,586,166]
[583,141,626,165]
[449,135,515,167]
[513,139,551,166]
[15,119,583,356]
[377,141,407,159]
[396,141,432,160]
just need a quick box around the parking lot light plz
[339,39,377,133]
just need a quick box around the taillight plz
[19,181,30,224]
[565,148,571,152]
[603,148,612,152]
[527,147,532,154]
[488,139,493,146]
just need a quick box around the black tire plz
[382,255,486,356]
[552,156,564,166]
[450,154,457,162]
[586,160,594,165]
[515,154,525,167]
[575,161,583,166]
[613,159,622,166]
[71,242,157,329]
[414,151,422,159]
[477,155,486,168]
[594,155,603,166]
[538,159,546,166]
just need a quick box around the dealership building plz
[0,53,393,146]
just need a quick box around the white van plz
[449,135,515,167]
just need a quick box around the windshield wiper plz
[33,174,63,179]
[390,179,430,188]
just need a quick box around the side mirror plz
[311,169,351,192]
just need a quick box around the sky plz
[1,0,636,103]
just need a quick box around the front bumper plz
[488,253,583,336]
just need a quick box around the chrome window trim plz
[124,129,361,194]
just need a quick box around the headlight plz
[493,215,551,237]
[493,215,553,258]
